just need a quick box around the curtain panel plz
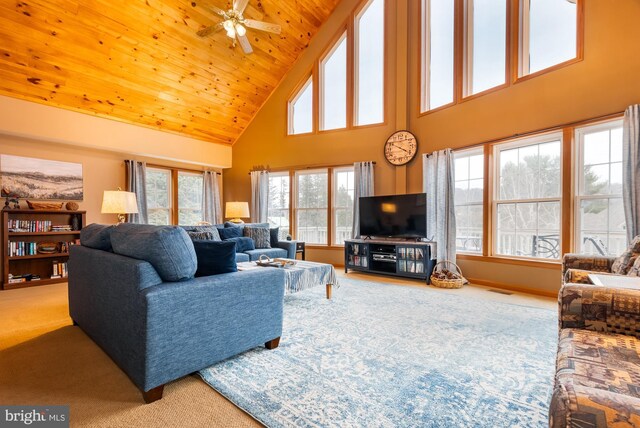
[124,160,148,224]
[623,104,640,243]
[250,170,269,223]
[352,161,375,238]
[203,171,222,225]
[423,150,456,263]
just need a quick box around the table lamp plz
[225,201,250,224]
[101,189,139,224]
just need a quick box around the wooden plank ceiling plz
[0,0,340,144]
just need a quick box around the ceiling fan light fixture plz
[235,23,246,37]
[223,19,235,38]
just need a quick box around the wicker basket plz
[26,200,63,210]
[430,260,465,289]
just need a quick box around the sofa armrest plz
[275,240,297,259]
[559,283,640,339]
[562,253,616,276]
[141,268,286,391]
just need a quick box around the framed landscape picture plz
[0,155,83,200]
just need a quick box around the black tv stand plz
[344,239,437,283]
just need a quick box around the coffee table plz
[237,259,338,299]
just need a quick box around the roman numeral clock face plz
[384,131,418,166]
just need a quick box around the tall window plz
[464,0,507,95]
[575,121,625,256]
[421,0,455,111]
[320,34,347,131]
[355,0,384,125]
[519,0,578,76]
[147,168,172,226]
[494,134,562,259]
[177,172,203,225]
[288,77,313,135]
[295,170,328,245]
[333,167,355,245]
[454,148,484,253]
[268,172,291,240]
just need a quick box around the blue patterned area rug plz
[199,277,557,428]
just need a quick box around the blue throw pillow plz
[80,224,114,251]
[111,224,197,282]
[219,225,243,240]
[193,240,238,277]
[223,236,255,252]
[224,221,245,229]
[270,227,279,247]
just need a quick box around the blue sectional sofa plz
[68,223,286,403]
[182,222,296,262]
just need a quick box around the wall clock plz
[384,130,418,166]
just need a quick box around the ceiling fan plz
[196,0,281,55]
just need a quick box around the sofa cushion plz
[245,248,287,261]
[612,236,640,275]
[550,328,640,427]
[193,240,237,277]
[111,224,197,282]
[235,252,250,262]
[270,227,279,247]
[219,225,243,240]
[224,236,255,252]
[244,226,271,249]
[80,223,114,251]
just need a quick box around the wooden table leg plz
[326,283,332,299]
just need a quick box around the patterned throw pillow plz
[244,226,271,249]
[185,226,221,242]
[612,236,640,275]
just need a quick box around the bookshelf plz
[1,209,86,290]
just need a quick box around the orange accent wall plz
[225,0,640,293]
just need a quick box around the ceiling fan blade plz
[234,0,250,14]
[197,23,222,37]
[210,4,226,16]
[237,34,253,54]
[244,19,281,34]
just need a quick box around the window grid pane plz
[333,169,354,245]
[296,171,328,245]
[147,168,172,226]
[177,172,203,225]
[356,0,385,125]
[495,137,562,259]
[422,0,455,111]
[576,122,625,256]
[268,173,291,240]
[290,78,313,135]
[454,150,484,253]
[321,35,347,130]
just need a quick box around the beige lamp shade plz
[225,201,250,223]
[102,190,138,223]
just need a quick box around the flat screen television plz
[359,193,427,239]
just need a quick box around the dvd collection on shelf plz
[7,220,53,233]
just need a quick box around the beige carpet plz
[0,275,554,427]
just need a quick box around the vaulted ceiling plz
[0,0,341,145]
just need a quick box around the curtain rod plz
[248,161,376,175]
[450,110,625,151]
[147,163,221,175]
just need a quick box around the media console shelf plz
[344,239,437,283]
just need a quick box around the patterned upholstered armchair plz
[563,236,640,285]
[550,283,640,427]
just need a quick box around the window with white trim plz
[320,33,347,131]
[288,77,313,135]
[464,0,507,96]
[295,170,328,245]
[454,148,484,253]
[355,0,385,125]
[575,120,625,256]
[147,168,172,226]
[494,134,562,259]
[519,0,578,77]
[333,167,355,245]
[268,172,291,240]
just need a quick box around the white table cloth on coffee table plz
[237,259,338,299]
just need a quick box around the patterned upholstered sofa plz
[550,275,640,425]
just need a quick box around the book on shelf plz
[51,260,68,279]
[7,220,53,233]
[7,273,41,283]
